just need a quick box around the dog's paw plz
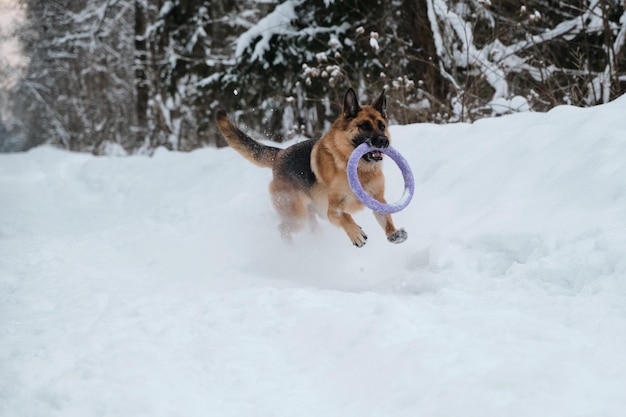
[388,228,408,244]
[352,229,368,248]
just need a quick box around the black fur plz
[343,88,361,119]
[274,139,318,190]
[372,89,387,118]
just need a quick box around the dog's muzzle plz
[367,135,389,149]
[361,135,389,162]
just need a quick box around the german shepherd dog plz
[215,88,407,247]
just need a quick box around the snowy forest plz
[0,0,625,154]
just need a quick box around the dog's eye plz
[378,122,386,131]
[359,122,373,131]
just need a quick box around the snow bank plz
[1,96,626,416]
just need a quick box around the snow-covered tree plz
[208,0,623,133]
[206,0,448,139]
[426,0,626,118]
[11,0,137,153]
[137,0,262,150]
[3,0,625,153]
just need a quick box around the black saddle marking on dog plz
[276,139,318,190]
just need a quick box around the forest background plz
[0,0,625,154]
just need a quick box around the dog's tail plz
[215,109,280,168]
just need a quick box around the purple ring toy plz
[347,143,415,214]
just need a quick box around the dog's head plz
[340,88,390,163]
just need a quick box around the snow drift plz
[2,96,626,417]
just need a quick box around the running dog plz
[215,88,407,247]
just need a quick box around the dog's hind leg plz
[307,204,321,232]
[270,180,309,241]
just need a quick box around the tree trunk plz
[402,0,449,100]
[135,0,149,146]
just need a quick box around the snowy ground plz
[2,97,626,417]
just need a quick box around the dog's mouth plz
[362,150,383,162]
[353,135,388,163]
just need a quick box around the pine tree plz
[137,0,263,150]
[203,0,447,140]
[5,0,625,153]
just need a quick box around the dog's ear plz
[372,89,387,118]
[343,88,361,119]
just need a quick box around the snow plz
[488,95,530,115]
[369,32,380,52]
[2,96,626,416]
[234,0,301,63]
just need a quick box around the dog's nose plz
[368,135,389,149]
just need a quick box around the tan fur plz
[215,89,407,247]
[215,109,280,167]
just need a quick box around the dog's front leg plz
[368,186,407,244]
[330,210,368,247]
[373,211,408,244]
[327,195,368,247]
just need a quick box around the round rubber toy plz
[347,143,414,214]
